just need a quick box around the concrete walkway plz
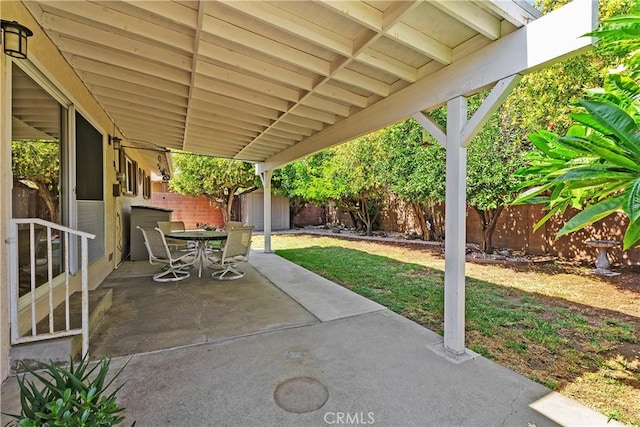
[1,252,617,426]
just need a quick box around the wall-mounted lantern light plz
[109,135,122,151]
[1,20,33,59]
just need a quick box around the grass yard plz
[253,233,640,425]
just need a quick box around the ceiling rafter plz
[78,71,187,108]
[332,68,389,97]
[193,77,290,113]
[300,96,350,117]
[22,0,574,169]
[71,57,189,97]
[96,96,186,122]
[431,1,501,41]
[120,0,199,29]
[56,37,191,84]
[190,96,278,122]
[384,22,452,65]
[219,1,353,57]
[41,13,193,71]
[198,42,315,91]
[237,0,419,158]
[38,1,194,51]
[195,61,301,102]
[201,14,330,76]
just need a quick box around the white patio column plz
[414,75,522,356]
[260,169,273,253]
[443,96,468,354]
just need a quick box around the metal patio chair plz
[138,226,195,282]
[210,226,254,280]
[156,220,196,254]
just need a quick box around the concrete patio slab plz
[90,263,318,357]
[1,253,618,426]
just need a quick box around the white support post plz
[415,76,522,357]
[260,170,273,253]
[444,96,468,355]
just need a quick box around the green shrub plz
[2,355,134,426]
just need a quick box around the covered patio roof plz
[21,0,566,169]
[17,0,597,356]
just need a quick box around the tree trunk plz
[225,187,237,224]
[426,202,444,240]
[347,209,360,229]
[473,206,504,253]
[412,201,430,240]
[36,182,58,223]
[355,197,376,236]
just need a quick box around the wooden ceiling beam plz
[56,37,191,85]
[431,1,501,41]
[289,105,336,125]
[195,61,301,102]
[384,22,452,65]
[279,114,324,131]
[271,122,314,137]
[41,13,193,71]
[39,0,193,51]
[121,0,199,29]
[194,75,290,113]
[72,57,188,97]
[317,1,382,32]
[300,96,350,117]
[198,42,315,91]
[201,14,330,76]
[332,68,389,97]
[314,83,368,108]
[356,49,417,83]
[220,1,353,56]
[81,73,188,106]
[189,97,276,124]
[91,89,187,115]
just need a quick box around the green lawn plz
[252,234,640,425]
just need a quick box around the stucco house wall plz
[1,2,160,381]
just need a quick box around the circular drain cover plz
[274,377,329,413]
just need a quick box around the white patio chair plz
[157,220,195,253]
[224,221,245,230]
[207,221,244,252]
[210,226,254,280]
[137,226,195,282]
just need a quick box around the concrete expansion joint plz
[316,308,389,325]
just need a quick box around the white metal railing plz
[8,218,95,358]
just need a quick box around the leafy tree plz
[277,152,334,204]
[279,138,386,236]
[504,0,635,142]
[276,152,334,225]
[515,9,640,249]
[467,114,525,253]
[169,153,258,223]
[324,134,386,235]
[12,140,60,222]
[424,93,526,253]
[379,120,446,240]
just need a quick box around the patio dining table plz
[166,230,227,278]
